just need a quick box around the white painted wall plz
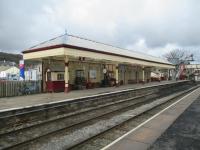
[0,66,19,80]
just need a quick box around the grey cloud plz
[0,0,57,52]
[0,0,200,58]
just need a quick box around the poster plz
[89,70,96,79]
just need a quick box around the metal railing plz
[0,80,42,98]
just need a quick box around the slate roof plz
[25,34,172,65]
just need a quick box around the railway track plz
[70,87,198,150]
[0,81,198,150]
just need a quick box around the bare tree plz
[164,49,194,80]
[164,49,187,65]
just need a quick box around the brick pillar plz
[64,56,69,93]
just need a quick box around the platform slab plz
[0,81,176,111]
[108,138,148,150]
[149,89,200,150]
[105,87,200,150]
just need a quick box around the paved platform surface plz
[104,87,200,150]
[149,90,200,150]
[0,81,175,111]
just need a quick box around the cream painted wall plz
[24,48,65,59]
[68,61,102,84]
[24,47,174,89]
[50,72,64,81]
[118,65,149,84]
[42,59,152,87]
[64,48,174,68]
[23,47,174,69]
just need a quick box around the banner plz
[19,60,25,80]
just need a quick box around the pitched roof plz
[24,34,172,65]
[0,66,14,72]
[0,61,16,66]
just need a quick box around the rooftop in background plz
[0,61,16,67]
[189,61,200,65]
[23,34,172,65]
[0,65,18,72]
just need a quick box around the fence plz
[0,80,42,98]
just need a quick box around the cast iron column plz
[64,56,69,93]
[142,66,145,83]
[116,64,119,86]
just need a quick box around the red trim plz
[46,81,65,92]
[22,44,172,66]
[22,44,65,54]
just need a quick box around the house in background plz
[0,60,43,81]
[24,60,42,81]
[185,64,200,81]
[0,65,19,80]
[0,60,17,66]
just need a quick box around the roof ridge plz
[67,34,166,60]
[68,34,122,49]
[29,34,66,49]
[25,33,169,64]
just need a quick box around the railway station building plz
[22,34,174,93]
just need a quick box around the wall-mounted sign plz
[90,70,96,79]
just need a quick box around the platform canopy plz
[22,34,174,69]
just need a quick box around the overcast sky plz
[0,0,200,60]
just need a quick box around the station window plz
[76,70,84,77]
[57,74,64,80]
[89,70,97,79]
